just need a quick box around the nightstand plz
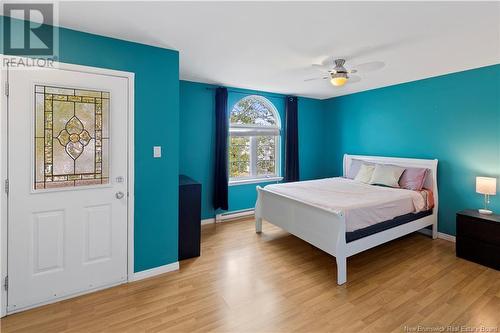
[456,210,500,270]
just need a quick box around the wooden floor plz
[2,218,499,333]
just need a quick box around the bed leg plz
[255,217,262,233]
[336,256,347,285]
[432,221,438,239]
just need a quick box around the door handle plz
[115,191,125,199]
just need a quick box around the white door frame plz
[0,56,135,317]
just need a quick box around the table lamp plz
[476,177,497,215]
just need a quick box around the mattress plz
[263,177,430,232]
[345,210,433,242]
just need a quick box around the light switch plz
[153,146,162,158]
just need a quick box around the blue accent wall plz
[324,65,500,235]
[2,17,180,272]
[179,81,328,219]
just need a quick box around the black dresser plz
[179,175,201,260]
[456,210,500,270]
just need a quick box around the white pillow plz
[354,164,375,183]
[369,164,405,188]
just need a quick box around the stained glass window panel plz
[34,85,110,190]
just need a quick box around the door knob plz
[115,191,125,199]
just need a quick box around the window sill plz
[229,177,283,187]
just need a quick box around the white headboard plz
[343,154,439,212]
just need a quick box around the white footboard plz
[255,186,348,285]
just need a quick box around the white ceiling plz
[52,2,500,99]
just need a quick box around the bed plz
[254,154,439,285]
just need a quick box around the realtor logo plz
[2,2,58,68]
[3,3,54,55]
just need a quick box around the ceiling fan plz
[305,58,384,87]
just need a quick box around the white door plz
[7,64,129,312]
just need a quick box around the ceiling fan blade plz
[304,76,329,82]
[354,61,385,73]
[348,75,361,84]
[311,64,330,73]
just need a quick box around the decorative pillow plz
[354,164,376,183]
[347,159,373,179]
[369,164,405,188]
[399,167,429,191]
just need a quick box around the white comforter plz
[263,177,427,232]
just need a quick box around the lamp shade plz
[476,177,497,195]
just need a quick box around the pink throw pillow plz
[399,167,428,191]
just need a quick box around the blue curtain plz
[285,96,299,182]
[213,87,229,210]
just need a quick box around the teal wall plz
[2,17,180,272]
[179,81,328,219]
[324,65,500,235]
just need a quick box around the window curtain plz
[284,96,299,182]
[213,87,229,210]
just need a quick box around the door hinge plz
[3,276,8,291]
[4,179,9,195]
[4,82,9,96]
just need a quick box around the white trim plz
[438,232,456,242]
[250,136,257,176]
[419,229,456,242]
[126,70,135,283]
[229,176,283,186]
[131,262,179,282]
[229,95,282,183]
[0,61,8,318]
[229,126,280,136]
[0,56,135,317]
[201,218,215,225]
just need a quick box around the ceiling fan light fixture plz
[331,76,347,87]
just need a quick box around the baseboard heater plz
[216,208,254,222]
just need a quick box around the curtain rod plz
[204,87,295,100]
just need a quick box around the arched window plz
[229,95,281,182]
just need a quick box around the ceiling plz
[38,2,500,99]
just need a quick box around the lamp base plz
[478,209,493,215]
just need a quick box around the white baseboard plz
[437,232,456,242]
[131,261,179,282]
[418,229,456,242]
[201,218,215,225]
